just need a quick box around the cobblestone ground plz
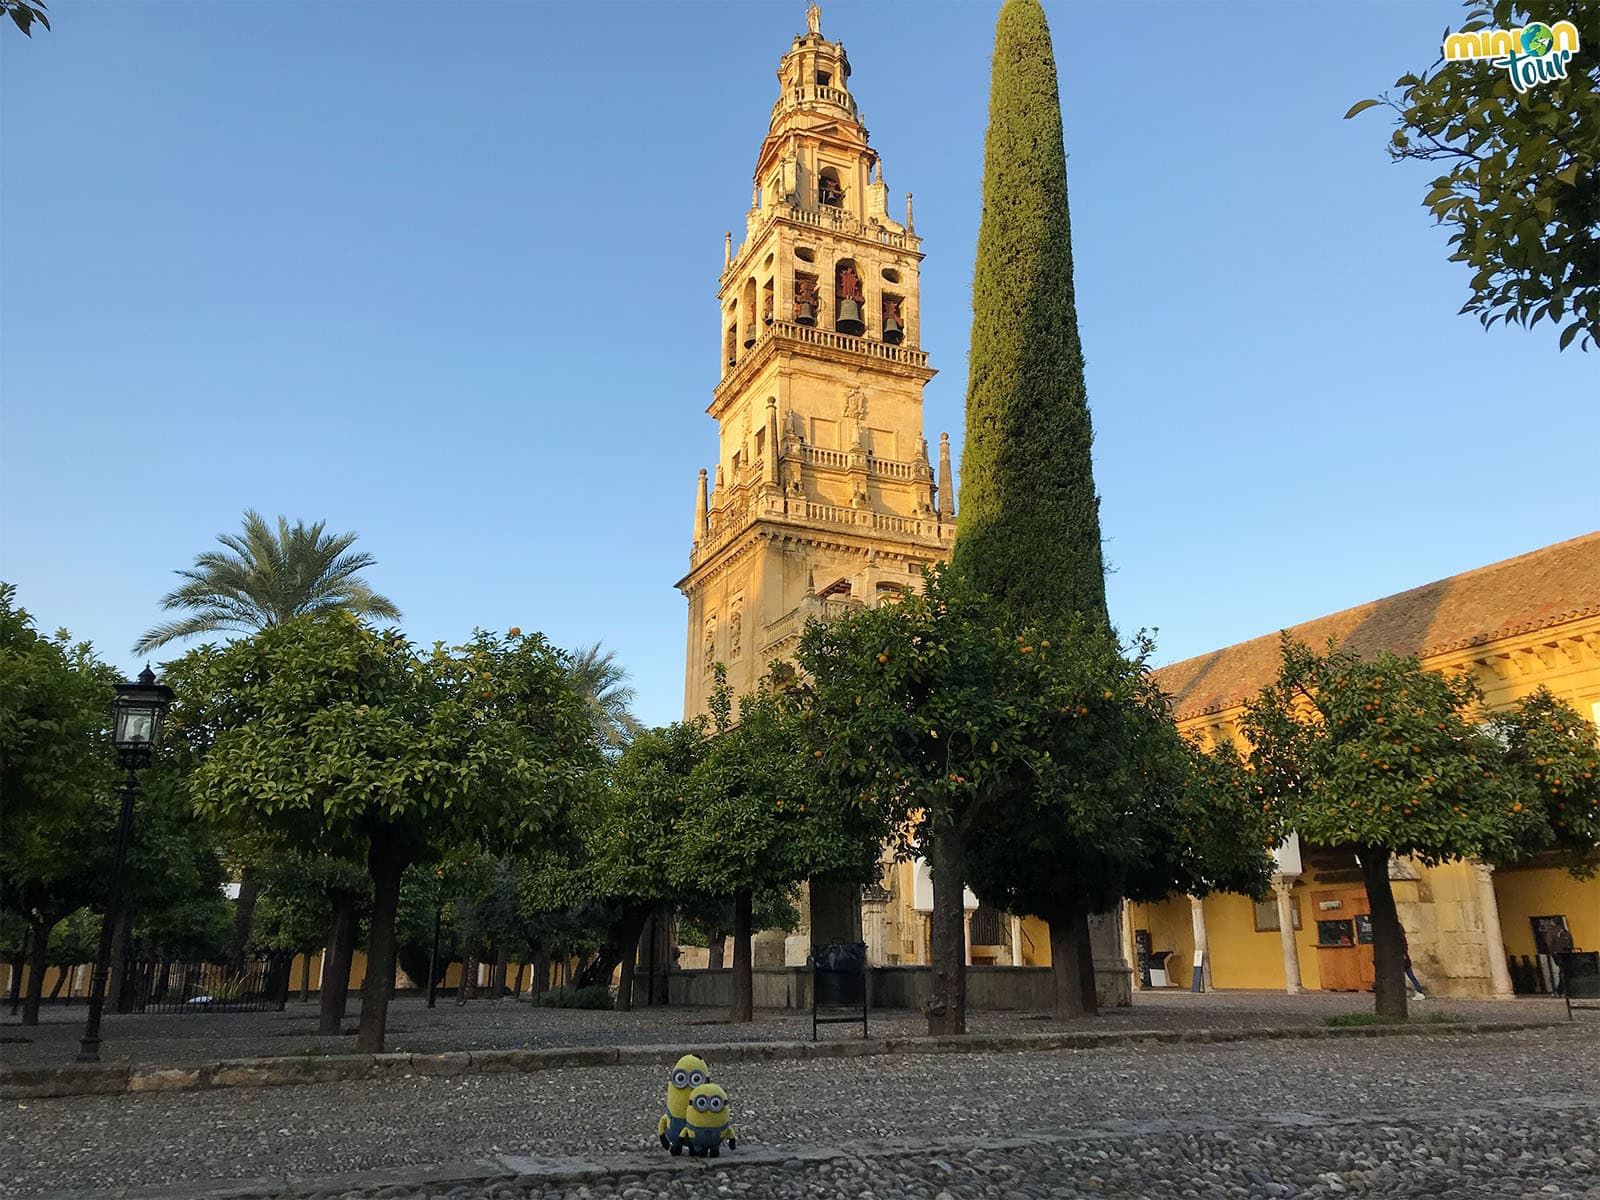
[0,990,1571,1068]
[3,1023,1595,1198]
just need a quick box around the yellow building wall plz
[1494,866,1600,958]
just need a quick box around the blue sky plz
[2,1,1593,728]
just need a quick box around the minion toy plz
[678,1082,736,1157]
[657,1054,711,1153]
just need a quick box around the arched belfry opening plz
[835,259,865,335]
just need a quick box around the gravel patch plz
[3,1023,1594,1196]
[1,990,1571,1070]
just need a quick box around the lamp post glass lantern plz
[79,666,174,1062]
[112,666,172,763]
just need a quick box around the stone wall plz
[665,963,1132,1011]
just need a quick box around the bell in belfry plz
[882,297,904,345]
[836,297,865,335]
[835,265,866,335]
[743,326,757,349]
[794,276,818,326]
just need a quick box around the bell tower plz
[679,3,955,721]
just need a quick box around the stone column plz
[1121,900,1141,990]
[1188,895,1212,992]
[1273,875,1303,995]
[1472,860,1515,999]
[1010,915,1024,967]
[962,911,974,966]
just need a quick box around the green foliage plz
[533,984,613,1009]
[135,509,402,653]
[1347,1,1599,349]
[1491,688,1600,873]
[253,852,367,954]
[185,616,596,864]
[589,721,710,906]
[677,887,799,947]
[3,0,49,37]
[672,671,884,901]
[183,615,600,1047]
[1,586,121,943]
[953,0,1106,625]
[803,570,1273,926]
[0,583,120,846]
[1325,1011,1459,1027]
[800,569,1052,858]
[134,890,232,962]
[565,642,644,756]
[1241,640,1533,864]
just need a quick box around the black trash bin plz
[811,941,867,1040]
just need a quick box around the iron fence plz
[119,950,293,1014]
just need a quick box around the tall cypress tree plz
[953,0,1105,625]
[951,0,1112,1020]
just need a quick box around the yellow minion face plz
[685,1082,731,1130]
[666,1055,711,1119]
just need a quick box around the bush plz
[533,985,613,1010]
[1325,1011,1458,1027]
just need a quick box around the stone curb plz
[46,1095,1600,1200]
[0,1018,1564,1101]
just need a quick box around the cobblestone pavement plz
[0,990,1571,1069]
[3,1023,1594,1197]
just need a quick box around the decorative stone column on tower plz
[677,6,953,952]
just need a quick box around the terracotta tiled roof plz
[1152,532,1600,720]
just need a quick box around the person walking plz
[1400,929,1427,999]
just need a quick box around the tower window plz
[882,294,905,345]
[793,273,818,326]
[818,167,843,208]
[835,261,865,335]
[816,70,832,87]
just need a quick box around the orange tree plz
[966,677,1276,1019]
[671,669,885,1023]
[1241,640,1600,1018]
[1491,688,1600,869]
[186,615,598,1051]
[579,719,710,1010]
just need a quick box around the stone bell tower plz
[678,2,955,728]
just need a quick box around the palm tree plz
[566,642,643,755]
[134,510,402,653]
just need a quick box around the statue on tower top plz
[806,2,821,36]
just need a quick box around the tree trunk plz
[48,965,68,1001]
[530,947,548,998]
[108,907,134,1014]
[457,944,479,1004]
[707,934,726,971]
[228,865,261,973]
[510,961,525,999]
[730,889,754,1023]
[614,908,649,1013]
[1360,847,1407,1020]
[21,918,54,1026]
[356,835,409,1054]
[1046,916,1092,1019]
[318,894,359,1035]
[926,825,968,1036]
[490,947,508,998]
[6,930,25,1015]
[1074,910,1099,1016]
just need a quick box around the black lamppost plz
[78,666,173,1063]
